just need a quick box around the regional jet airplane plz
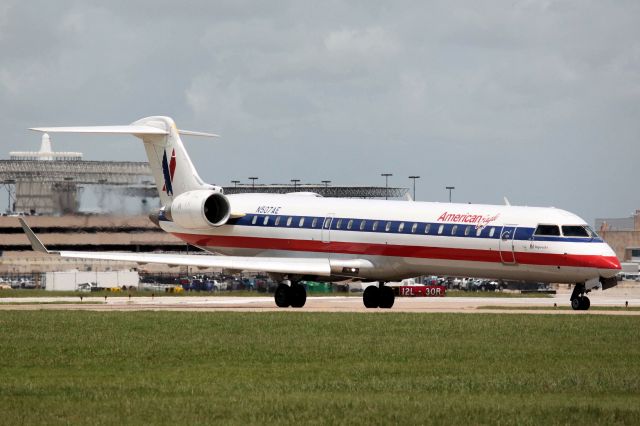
[20,116,621,310]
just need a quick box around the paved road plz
[2,287,639,315]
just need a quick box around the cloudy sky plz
[1,0,638,223]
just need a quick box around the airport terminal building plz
[596,210,640,263]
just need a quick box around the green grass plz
[1,312,639,425]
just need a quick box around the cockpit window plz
[562,225,591,238]
[534,224,560,236]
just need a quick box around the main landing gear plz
[363,283,395,309]
[274,281,307,308]
[570,283,591,311]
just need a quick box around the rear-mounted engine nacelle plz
[165,190,231,228]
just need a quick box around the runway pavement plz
[2,286,640,314]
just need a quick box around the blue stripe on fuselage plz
[224,214,603,243]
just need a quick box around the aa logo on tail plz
[161,149,177,196]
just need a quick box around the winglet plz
[18,218,49,254]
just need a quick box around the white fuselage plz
[159,193,621,285]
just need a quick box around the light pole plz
[321,180,331,197]
[381,173,393,200]
[291,179,300,191]
[408,176,420,201]
[446,186,455,203]
[231,180,240,188]
[249,177,258,190]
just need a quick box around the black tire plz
[571,297,581,311]
[290,283,307,308]
[379,286,395,309]
[363,286,380,308]
[274,283,291,308]
[580,296,591,310]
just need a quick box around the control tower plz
[0,134,155,215]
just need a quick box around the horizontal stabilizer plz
[29,125,169,135]
[178,129,219,138]
[30,126,218,138]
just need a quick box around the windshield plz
[534,224,560,236]
[562,225,591,238]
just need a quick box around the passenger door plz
[499,225,518,264]
[321,214,334,243]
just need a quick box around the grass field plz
[1,312,639,425]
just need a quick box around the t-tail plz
[30,116,232,228]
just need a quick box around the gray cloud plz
[1,0,639,223]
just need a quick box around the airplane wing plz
[19,219,371,277]
[57,251,332,275]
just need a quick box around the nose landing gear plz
[570,283,591,311]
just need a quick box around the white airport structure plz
[44,270,139,291]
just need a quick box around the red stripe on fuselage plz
[172,233,620,270]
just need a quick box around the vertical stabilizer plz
[30,116,217,207]
[132,116,210,206]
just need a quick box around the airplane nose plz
[591,253,621,279]
[595,256,621,270]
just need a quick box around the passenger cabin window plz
[360,220,366,231]
[398,222,405,232]
[385,221,392,232]
[298,217,305,227]
[464,226,470,236]
[324,218,331,229]
[425,224,431,234]
[336,219,343,229]
[312,218,318,228]
[489,227,495,237]
[275,216,281,226]
[286,217,292,227]
[451,225,458,235]
[562,225,591,238]
[263,216,270,225]
[373,221,379,231]
[438,224,444,235]
[534,224,561,236]
[411,223,417,233]
[347,219,354,230]
[251,216,258,225]
[476,227,482,237]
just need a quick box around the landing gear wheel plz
[571,296,591,311]
[290,283,307,308]
[570,283,591,311]
[363,286,380,308]
[580,296,590,310]
[571,297,582,311]
[379,286,395,309]
[275,283,291,308]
